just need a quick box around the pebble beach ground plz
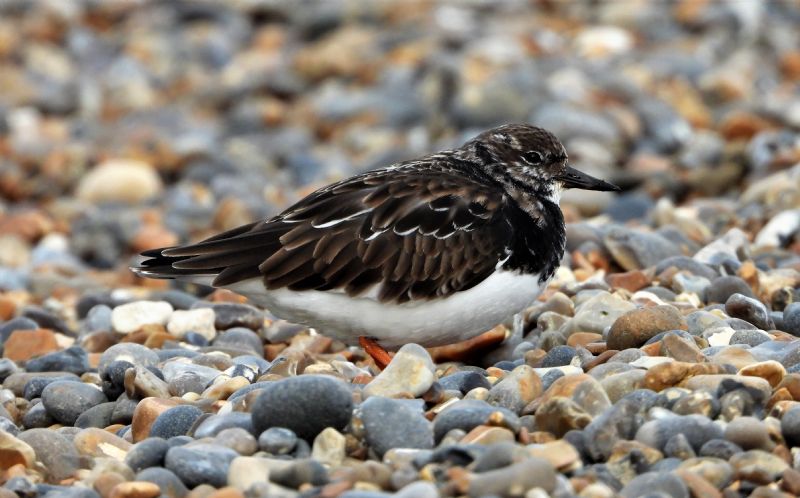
[0,1,799,497]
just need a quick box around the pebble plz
[125,438,170,472]
[164,444,239,488]
[467,457,556,497]
[358,396,434,457]
[486,365,542,414]
[149,405,204,439]
[111,301,174,334]
[251,375,353,441]
[433,399,520,442]
[607,305,688,350]
[41,381,108,425]
[258,427,298,455]
[363,344,435,399]
[166,309,217,341]
[77,159,163,204]
[17,429,80,482]
[725,293,775,330]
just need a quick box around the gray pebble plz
[125,437,170,472]
[165,443,238,488]
[251,375,353,441]
[41,381,108,425]
[359,396,434,457]
[150,405,204,439]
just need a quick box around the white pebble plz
[363,343,435,398]
[167,308,217,340]
[111,301,173,334]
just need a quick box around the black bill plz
[558,165,620,191]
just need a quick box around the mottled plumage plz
[133,124,618,348]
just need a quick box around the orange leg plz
[359,336,392,370]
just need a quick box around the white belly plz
[229,270,543,349]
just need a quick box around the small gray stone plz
[135,467,188,498]
[150,405,204,439]
[620,471,689,498]
[126,437,170,472]
[98,343,159,377]
[359,396,434,457]
[258,427,298,455]
[165,443,238,488]
[705,276,755,304]
[468,457,556,497]
[193,412,254,438]
[41,381,108,425]
[433,399,520,442]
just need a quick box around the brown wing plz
[134,164,513,303]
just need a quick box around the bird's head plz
[463,123,619,203]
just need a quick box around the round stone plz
[135,468,188,498]
[164,443,238,488]
[149,405,204,439]
[359,397,434,457]
[258,427,298,455]
[98,343,159,378]
[125,437,170,472]
[725,293,774,330]
[607,305,688,350]
[251,375,353,441]
[41,381,108,425]
[432,399,520,442]
[705,276,755,303]
[784,303,800,336]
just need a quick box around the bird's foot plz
[359,336,392,370]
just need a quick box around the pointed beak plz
[558,165,620,192]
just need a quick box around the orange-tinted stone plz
[131,397,181,442]
[109,482,161,498]
[3,329,58,362]
[606,270,651,292]
[567,332,602,348]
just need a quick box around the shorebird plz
[133,124,619,367]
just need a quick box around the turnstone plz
[133,124,618,367]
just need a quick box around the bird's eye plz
[522,151,543,165]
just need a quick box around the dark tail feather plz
[131,247,222,280]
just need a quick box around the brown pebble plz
[3,329,59,362]
[206,487,244,498]
[130,397,181,442]
[94,472,127,498]
[606,270,651,292]
[109,482,160,498]
[674,469,723,498]
[781,468,800,495]
[567,332,603,348]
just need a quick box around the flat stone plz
[363,344,435,398]
[3,329,58,362]
[467,457,556,497]
[109,481,160,498]
[433,399,520,442]
[739,360,785,387]
[98,343,159,378]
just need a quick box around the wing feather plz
[132,159,518,303]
